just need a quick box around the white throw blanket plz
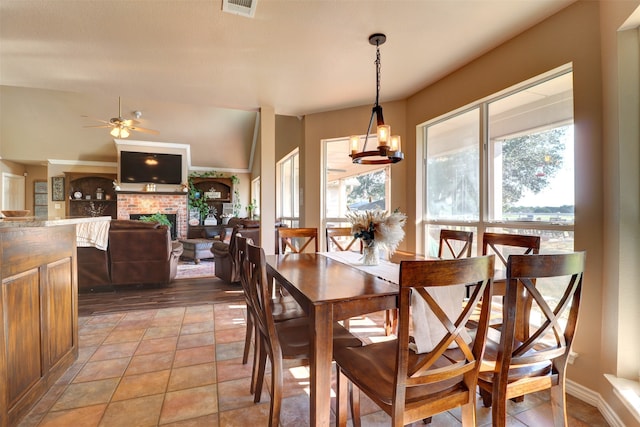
[318,251,470,353]
[76,220,110,251]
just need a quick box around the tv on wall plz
[120,151,183,184]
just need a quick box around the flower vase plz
[362,244,379,266]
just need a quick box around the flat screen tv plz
[120,151,183,184]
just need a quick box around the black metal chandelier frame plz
[350,33,404,165]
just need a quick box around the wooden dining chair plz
[477,251,586,427]
[333,255,495,427]
[244,242,362,426]
[235,235,305,394]
[277,227,319,254]
[438,229,473,259]
[438,229,474,298]
[481,232,541,332]
[326,227,361,252]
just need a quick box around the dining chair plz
[438,229,473,259]
[277,227,319,254]
[326,227,361,252]
[438,229,474,299]
[333,255,495,427]
[481,232,541,334]
[244,242,362,426]
[235,235,305,394]
[477,251,586,427]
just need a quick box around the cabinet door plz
[2,270,42,407]
[45,258,74,367]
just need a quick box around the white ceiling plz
[0,0,576,168]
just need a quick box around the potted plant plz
[247,198,257,220]
[187,177,210,224]
[138,212,171,227]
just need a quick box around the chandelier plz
[349,33,404,165]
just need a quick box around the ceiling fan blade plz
[82,115,111,125]
[129,126,160,135]
[83,124,112,129]
[120,119,139,127]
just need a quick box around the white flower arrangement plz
[346,208,407,254]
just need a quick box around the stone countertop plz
[0,216,111,229]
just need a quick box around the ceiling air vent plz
[222,0,257,18]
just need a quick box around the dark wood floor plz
[78,276,244,316]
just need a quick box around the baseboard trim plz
[567,379,625,427]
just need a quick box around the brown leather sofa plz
[211,218,283,283]
[77,219,184,291]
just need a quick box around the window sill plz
[605,374,640,423]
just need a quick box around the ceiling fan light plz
[120,127,130,138]
[110,127,119,137]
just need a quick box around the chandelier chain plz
[375,43,381,107]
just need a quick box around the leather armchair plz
[77,219,184,291]
[211,218,282,283]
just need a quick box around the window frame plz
[276,148,299,227]
[421,66,575,257]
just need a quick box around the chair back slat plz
[326,227,361,252]
[482,232,540,269]
[278,227,318,254]
[438,229,473,259]
[396,255,495,390]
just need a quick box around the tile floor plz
[18,302,608,426]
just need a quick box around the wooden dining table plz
[265,252,401,426]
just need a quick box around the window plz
[323,137,390,229]
[423,68,574,258]
[251,177,260,219]
[277,149,299,227]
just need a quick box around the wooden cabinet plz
[0,225,78,427]
[65,173,117,218]
[189,177,233,230]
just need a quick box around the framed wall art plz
[51,176,65,201]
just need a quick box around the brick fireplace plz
[117,192,189,240]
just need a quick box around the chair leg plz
[336,368,348,427]
[460,402,476,426]
[269,354,284,427]
[250,322,260,394]
[550,383,568,426]
[384,309,397,336]
[491,390,508,427]
[479,387,492,407]
[254,338,267,403]
[349,381,361,427]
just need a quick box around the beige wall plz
[275,115,303,162]
[298,1,640,424]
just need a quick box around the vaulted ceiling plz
[0,0,575,170]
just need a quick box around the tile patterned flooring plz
[18,302,608,427]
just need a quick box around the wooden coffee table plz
[178,238,214,264]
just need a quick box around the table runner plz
[318,250,471,353]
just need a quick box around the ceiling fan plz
[84,96,159,138]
